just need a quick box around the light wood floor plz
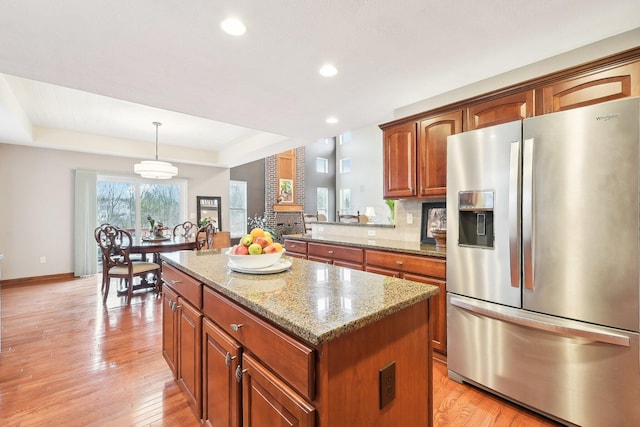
[0,276,562,426]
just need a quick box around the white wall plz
[337,125,391,223]
[0,143,230,281]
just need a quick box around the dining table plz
[125,234,198,295]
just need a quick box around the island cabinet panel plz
[466,90,535,131]
[284,239,308,259]
[202,318,242,427]
[163,262,203,308]
[162,285,179,378]
[316,299,431,427]
[178,297,203,418]
[417,110,463,197]
[242,353,316,427]
[539,60,640,114]
[307,242,364,270]
[383,122,417,198]
[202,287,315,401]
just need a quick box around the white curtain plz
[74,170,97,277]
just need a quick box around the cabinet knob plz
[235,365,248,383]
[395,260,404,266]
[225,352,237,367]
[230,323,244,331]
[327,250,334,254]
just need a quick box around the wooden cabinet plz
[162,285,179,377]
[382,111,462,199]
[284,239,307,259]
[539,61,640,114]
[202,318,241,427]
[365,249,447,354]
[417,110,463,197]
[466,91,535,130]
[242,353,316,427]
[383,122,417,198]
[307,242,363,270]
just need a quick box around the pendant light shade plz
[134,122,178,179]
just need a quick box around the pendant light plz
[134,121,178,179]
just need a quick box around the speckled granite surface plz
[284,233,446,258]
[161,249,439,346]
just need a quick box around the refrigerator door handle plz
[509,141,520,288]
[450,296,630,347]
[522,138,534,290]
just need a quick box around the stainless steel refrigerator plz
[446,97,640,426]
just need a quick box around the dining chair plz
[338,211,360,223]
[303,213,319,233]
[173,220,198,239]
[96,225,161,304]
[196,223,215,250]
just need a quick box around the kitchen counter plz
[285,233,446,258]
[161,249,439,346]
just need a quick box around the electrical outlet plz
[367,230,376,237]
[367,239,376,245]
[379,361,396,409]
[39,256,46,264]
[407,213,413,224]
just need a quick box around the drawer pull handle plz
[169,300,178,312]
[225,352,237,367]
[395,260,404,265]
[230,323,244,331]
[328,250,334,254]
[170,280,182,285]
[235,365,248,383]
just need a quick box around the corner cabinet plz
[382,111,462,199]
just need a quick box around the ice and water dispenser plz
[457,191,494,248]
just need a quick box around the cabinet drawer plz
[202,287,315,400]
[308,243,363,264]
[365,249,445,279]
[285,239,308,255]
[163,263,203,308]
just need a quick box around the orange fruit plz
[271,242,283,252]
[263,234,273,245]
[250,227,265,239]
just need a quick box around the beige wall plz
[0,143,230,281]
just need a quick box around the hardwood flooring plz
[0,276,562,426]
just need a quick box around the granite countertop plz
[284,233,446,258]
[161,249,439,346]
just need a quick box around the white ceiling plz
[0,1,639,167]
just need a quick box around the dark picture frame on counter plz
[421,201,446,244]
[196,196,222,231]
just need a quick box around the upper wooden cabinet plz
[466,91,534,131]
[539,61,640,114]
[383,122,417,198]
[417,110,462,197]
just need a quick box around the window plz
[317,187,328,216]
[97,175,186,236]
[339,188,351,212]
[316,157,328,173]
[229,180,247,238]
[340,158,351,174]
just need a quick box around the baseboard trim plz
[0,272,76,287]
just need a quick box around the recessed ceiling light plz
[221,18,246,36]
[319,64,338,77]
[326,117,338,124]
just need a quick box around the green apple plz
[240,234,253,246]
[248,243,263,255]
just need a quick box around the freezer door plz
[447,121,521,307]
[522,97,640,332]
[447,294,640,427]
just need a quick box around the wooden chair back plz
[173,221,198,239]
[338,211,360,223]
[196,223,215,250]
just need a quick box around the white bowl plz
[225,249,285,269]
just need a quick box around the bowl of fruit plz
[226,228,285,270]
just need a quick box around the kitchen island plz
[161,249,439,426]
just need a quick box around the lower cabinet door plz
[178,297,203,418]
[162,286,179,377]
[202,318,242,427]
[242,353,316,427]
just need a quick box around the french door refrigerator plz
[446,97,640,426]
